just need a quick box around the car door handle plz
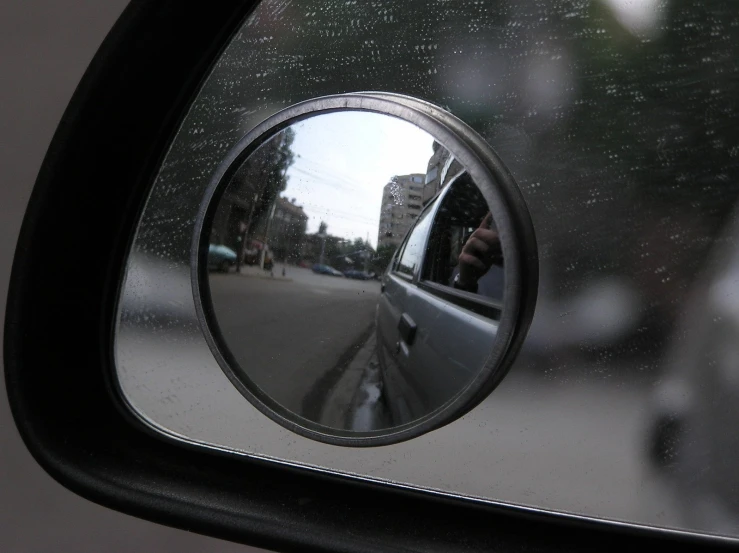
[398,313,417,346]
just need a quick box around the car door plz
[377,173,501,424]
[376,196,438,422]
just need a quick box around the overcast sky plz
[281,111,436,248]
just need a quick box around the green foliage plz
[247,127,296,230]
[372,243,397,274]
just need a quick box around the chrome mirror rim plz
[191,92,538,446]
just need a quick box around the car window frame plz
[421,172,504,319]
[392,171,504,319]
[391,195,439,282]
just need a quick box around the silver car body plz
[376,174,501,424]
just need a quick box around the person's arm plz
[454,212,502,293]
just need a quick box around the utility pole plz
[259,138,291,270]
[238,193,259,273]
[317,233,327,265]
[259,198,278,270]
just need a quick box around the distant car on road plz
[312,263,344,277]
[208,244,237,272]
[344,269,372,280]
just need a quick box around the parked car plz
[376,172,504,425]
[312,263,344,277]
[344,269,372,280]
[208,244,237,272]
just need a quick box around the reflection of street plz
[208,266,382,424]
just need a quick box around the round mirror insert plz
[193,94,536,446]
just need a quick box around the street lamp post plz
[238,193,259,274]
[259,147,292,270]
[258,198,278,270]
[317,232,327,265]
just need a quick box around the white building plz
[377,173,425,249]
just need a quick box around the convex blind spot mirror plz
[193,94,537,446]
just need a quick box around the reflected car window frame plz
[421,172,504,319]
[391,173,503,320]
[393,196,439,282]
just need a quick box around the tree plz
[244,127,296,234]
[372,243,397,274]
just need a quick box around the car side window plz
[422,173,504,304]
[394,205,435,278]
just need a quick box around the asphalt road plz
[208,267,382,422]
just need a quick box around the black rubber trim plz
[417,280,502,320]
[3,1,737,551]
[393,270,415,281]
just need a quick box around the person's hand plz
[457,213,502,290]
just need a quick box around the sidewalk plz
[318,330,390,430]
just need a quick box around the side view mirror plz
[5,2,738,552]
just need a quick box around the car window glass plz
[395,206,434,277]
[423,173,504,302]
[392,196,437,273]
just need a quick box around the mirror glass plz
[201,111,506,436]
[115,0,739,538]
